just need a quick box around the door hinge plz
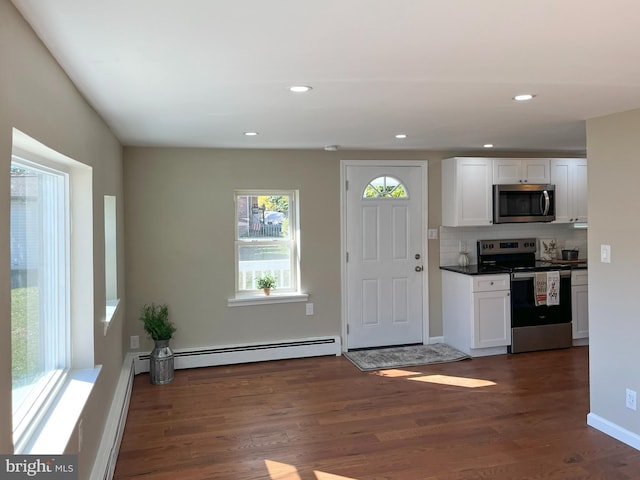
[345,180,349,191]
[346,252,349,262]
[347,324,349,334]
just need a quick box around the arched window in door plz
[363,175,408,198]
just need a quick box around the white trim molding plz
[340,159,430,351]
[587,413,640,451]
[90,354,135,480]
[135,336,341,374]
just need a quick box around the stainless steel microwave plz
[493,184,556,223]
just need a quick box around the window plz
[363,175,408,198]
[10,156,70,447]
[235,190,299,295]
[10,128,97,454]
[104,195,119,326]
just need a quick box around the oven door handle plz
[512,271,571,280]
[512,272,536,280]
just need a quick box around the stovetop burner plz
[477,264,512,274]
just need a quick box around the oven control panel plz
[478,238,537,255]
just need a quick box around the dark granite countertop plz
[440,263,588,275]
[440,265,510,275]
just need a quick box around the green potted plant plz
[256,273,276,295]
[140,303,176,385]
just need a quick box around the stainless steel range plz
[477,238,572,353]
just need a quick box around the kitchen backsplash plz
[440,224,588,266]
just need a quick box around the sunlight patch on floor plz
[265,460,358,480]
[408,374,496,388]
[265,460,301,480]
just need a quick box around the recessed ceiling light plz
[324,145,339,151]
[395,134,407,139]
[484,143,494,148]
[289,85,312,93]
[243,131,258,136]
[513,94,535,101]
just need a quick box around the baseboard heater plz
[134,336,341,374]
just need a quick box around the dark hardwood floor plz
[113,346,640,479]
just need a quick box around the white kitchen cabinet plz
[493,158,550,184]
[442,157,493,226]
[442,270,511,356]
[550,158,588,224]
[571,270,589,341]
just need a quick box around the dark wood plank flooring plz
[113,346,640,479]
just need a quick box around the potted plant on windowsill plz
[256,273,276,295]
[140,303,177,385]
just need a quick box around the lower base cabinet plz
[442,271,511,357]
[571,270,589,340]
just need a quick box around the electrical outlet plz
[130,335,140,349]
[427,228,438,240]
[305,303,314,316]
[626,388,637,411]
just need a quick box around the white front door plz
[345,164,425,349]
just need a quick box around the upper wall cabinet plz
[550,158,588,223]
[442,157,493,226]
[493,158,551,184]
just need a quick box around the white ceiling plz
[11,0,640,152]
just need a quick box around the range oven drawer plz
[511,323,572,353]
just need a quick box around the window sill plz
[227,292,309,307]
[103,298,121,335]
[21,366,102,454]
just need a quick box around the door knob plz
[415,266,423,272]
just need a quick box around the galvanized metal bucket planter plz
[150,339,174,385]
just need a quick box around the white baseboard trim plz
[134,336,342,374]
[429,336,444,344]
[90,353,135,480]
[587,412,640,451]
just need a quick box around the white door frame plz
[340,159,429,352]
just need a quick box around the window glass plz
[363,175,408,198]
[235,191,298,293]
[10,158,69,440]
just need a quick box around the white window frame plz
[229,190,307,306]
[10,155,71,450]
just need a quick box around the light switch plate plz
[601,244,611,263]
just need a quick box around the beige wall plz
[124,148,446,350]
[587,109,640,437]
[0,1,125,476]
